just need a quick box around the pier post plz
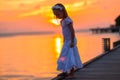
[103,38,110,52]
[118,26,120,35]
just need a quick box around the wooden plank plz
[52,46,120,80]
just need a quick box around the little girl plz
[52,3,83,78]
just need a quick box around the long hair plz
[52,3,68,19]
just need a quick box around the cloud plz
[18,2,83,17]
[0,0,45,3]
[0,0,45,11]
[0,0,99,19]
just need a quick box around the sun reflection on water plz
[54,35,63,58]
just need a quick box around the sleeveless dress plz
[57,17,83,72]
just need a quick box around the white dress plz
[57,17,83,72]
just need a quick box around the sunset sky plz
[0,0,120,33]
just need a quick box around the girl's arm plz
[68,23,75,47]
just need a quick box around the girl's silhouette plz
[52,3,83,79]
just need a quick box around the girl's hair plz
[52,3,68,19]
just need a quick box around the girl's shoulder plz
[63,17,73,24]
[65,17,72,21]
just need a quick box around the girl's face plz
[53,10,64,19]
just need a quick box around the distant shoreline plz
[0,31,55,37]
[0,29,90,37]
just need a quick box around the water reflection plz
[0,35,58,79]
[0,33,119,80]
[54,35,63,58]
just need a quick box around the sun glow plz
[1,0,120,32]
[50,19,61,26]
[54,36,63,58]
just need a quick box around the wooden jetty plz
[90,27,119,34]
[52,42,120,80]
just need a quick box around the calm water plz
[0,32,120,80]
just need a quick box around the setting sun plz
[0,0,120,79]
[50,19,61,26]
[0,0,120,32]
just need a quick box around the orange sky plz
[0,0,120,33]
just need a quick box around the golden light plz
[18,5,52,17]
[56,38,61,53]
[73,2,84,7]
[54,36,63,58]
[50,19,61,26]
[87,0,98,5]
[19,10,40,17]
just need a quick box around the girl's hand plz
[70,42,74,48]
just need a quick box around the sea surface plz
[0,31,120,80]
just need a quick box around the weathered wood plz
[113,40,120,48]
[52,46,120,80]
